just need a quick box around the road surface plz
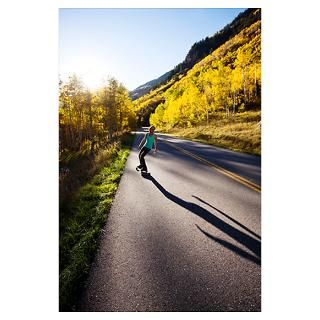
[79,130,261,311]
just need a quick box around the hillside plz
[134,16,261,154]
[150,19,261,125]
[130,8,261,101]
[129,70,172,100]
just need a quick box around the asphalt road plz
[79,130,261,312]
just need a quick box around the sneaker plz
[136,166,141,171]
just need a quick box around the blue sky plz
[59,8,246,91]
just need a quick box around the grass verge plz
[163,111,261,155]
[59,133,134,311]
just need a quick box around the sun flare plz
[80,71,105,91]
[65,58,110,91]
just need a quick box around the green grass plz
[59,134,134,311]
[164,111,261,155]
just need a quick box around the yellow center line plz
[162,140,261,193]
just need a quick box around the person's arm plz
[154,135,158,153]
[138,133,147,149]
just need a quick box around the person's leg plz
[137,147,145,169]
[139,147,150,171]
[138,147,147,166]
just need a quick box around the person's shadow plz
[142,173,261,265]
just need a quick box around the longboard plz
[141,171,151,177]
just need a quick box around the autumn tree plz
[59,75,136,159]
[149,20,261,129]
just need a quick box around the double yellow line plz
[163,140,261,193]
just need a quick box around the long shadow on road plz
[142,173,261,266]
[192,195,261,240]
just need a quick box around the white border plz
[1,0,320,319]
[58,0,262,9]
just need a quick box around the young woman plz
[136,126,158,173]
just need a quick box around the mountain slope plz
[179,8,260,72]
[145,19,261,155]
[130,8,261,101]
[150,20,261,126]
[129,70,172,100]
[134,17,261,132]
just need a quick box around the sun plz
[80,70,104,91]
[71,57,109,91]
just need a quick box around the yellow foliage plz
[59,76,136,154]
[148,21,261,130]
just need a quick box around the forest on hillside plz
[130,8,261,100]
[172,9,261,78]
[134,19,261,130]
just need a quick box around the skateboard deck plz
[141,171,151,177]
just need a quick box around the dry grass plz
[59,141,121,205]
[166,111,261,155]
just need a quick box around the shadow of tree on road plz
[192,195,261,240]
[142,173,261,265]
[195,225,261,265]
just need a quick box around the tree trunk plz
[67,103,75,147]
[242,67,246,102]
[254,65,257,98]
[87,92,93,141]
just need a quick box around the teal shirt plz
[143,133,155,149]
